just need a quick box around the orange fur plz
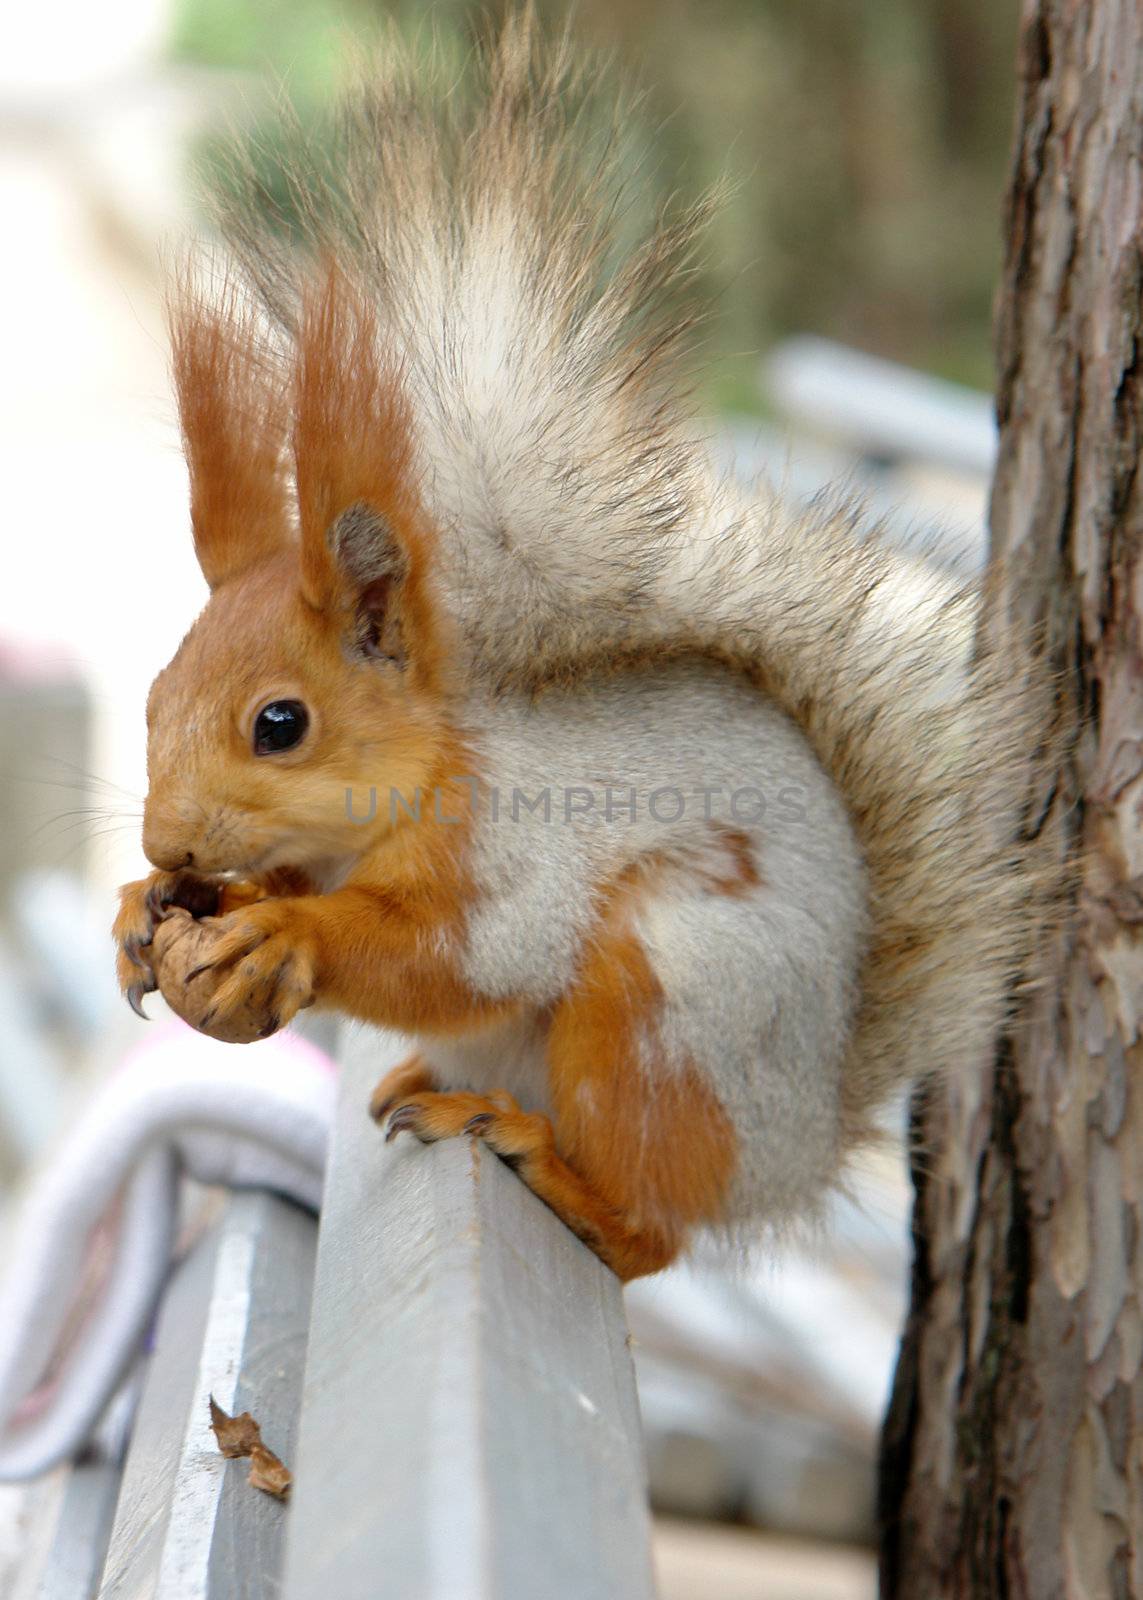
[293,263,452,699]
[141,553,456,872]
[306,769,522,1035]
[368,1054,438,1121]
[697,824,761,897]
[546,864,739,1253]
[168,272,290,590]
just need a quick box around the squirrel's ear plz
[325,502,410,665]
[169,271,289,590]
[293,263,441,675]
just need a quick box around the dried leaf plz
[208,1396,263,1457]
[248,1442,293,1499]
[208,1396,292,1498]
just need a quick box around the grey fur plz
[329,502,406,588]
[433,662,866,1225]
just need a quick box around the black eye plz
[253,700,309,755]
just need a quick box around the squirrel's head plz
[142,263,458,880]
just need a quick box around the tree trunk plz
[880,4,1143,1598]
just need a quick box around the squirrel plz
[113,12,1035,1282]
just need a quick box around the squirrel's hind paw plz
[381,1089,549,1158]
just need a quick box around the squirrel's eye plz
[253,700,309,756]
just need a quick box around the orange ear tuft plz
[292,261,450,691]
[169,268,290,590]
[292,260,423,610]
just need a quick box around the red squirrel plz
[113,15,1033,1281]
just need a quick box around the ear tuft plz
[169,263,289,590]
[293,262,420,614]
[291,261,451,691]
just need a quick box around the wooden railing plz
[13,1028,655,1600]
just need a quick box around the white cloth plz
[0,1021,336,1480]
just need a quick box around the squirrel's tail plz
[217,9,1040,1145]
[660,476,1041,1145]
[217,8,714,681]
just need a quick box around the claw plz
[145,881,168,922]
[127,983,150,1020]
[385,1105,420,1143]
[185,960,217,986]
[464,1113,496,1136]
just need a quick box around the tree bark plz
[880,4,1143,1598]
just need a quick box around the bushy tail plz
[217,9,714,677]
[216,9,1040,1148]
[665,478,1040,1142]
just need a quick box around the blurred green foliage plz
[170,0,1017,408]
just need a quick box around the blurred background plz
[0,2,1016,1595]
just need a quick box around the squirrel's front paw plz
[150,901,317,1044]
[114,870,231,1017]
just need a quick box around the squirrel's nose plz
[144,842,196,872]
[142,812,196,873]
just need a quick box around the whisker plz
[13,756,144,805]
[25,814,142,850]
